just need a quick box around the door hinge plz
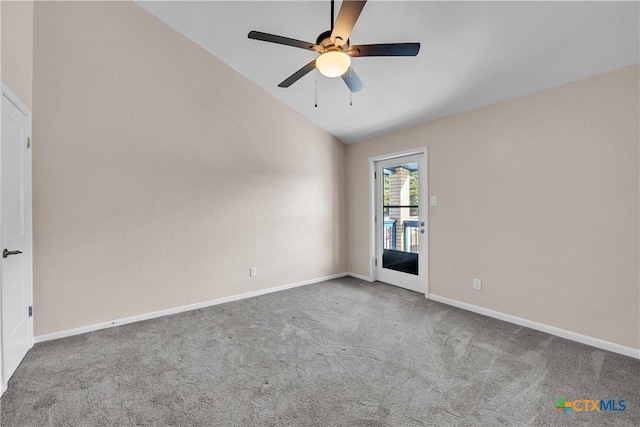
[374,171,377,179]
[375,215,377,223]
[28,306,33,317]
[27,137,31,149]
[374,258,378,267]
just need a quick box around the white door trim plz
[1,82,34,395]
[368,146,429,293]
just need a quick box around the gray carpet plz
[1,277,639,426]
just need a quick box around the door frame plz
[368,146,428,293]
[1,82,34,395]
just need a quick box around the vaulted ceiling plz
[137,1,639,144]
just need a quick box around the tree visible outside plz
[384,174,390,206]
[410,171,418,216]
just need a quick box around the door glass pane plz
[382,162,419,275]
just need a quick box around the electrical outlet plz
[250,267,257,277]
[473,278,482,291]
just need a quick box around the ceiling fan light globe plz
[316,51,351,78]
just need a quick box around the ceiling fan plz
[248,0,420,93]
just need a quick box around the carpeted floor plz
[1,277,639,426]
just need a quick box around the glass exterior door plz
[376,153,427,293]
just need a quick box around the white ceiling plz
[137,1,639,144]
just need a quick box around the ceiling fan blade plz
[341,67,363,92]
[330,1,367,47]
[278,60,317,88]
[248,31,320,52]
[348,43,420,57]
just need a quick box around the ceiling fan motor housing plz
[316,30,349,51]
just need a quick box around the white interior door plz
[1,92,32,386]
[375,153,428,293]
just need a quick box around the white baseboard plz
[346,272,374,282]
[37,276,636,359]
[428,293,640,359]
[35,273,348,344]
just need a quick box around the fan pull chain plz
[315,69,318,108]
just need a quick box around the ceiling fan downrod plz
[331,0,334,31]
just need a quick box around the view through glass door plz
[376,153,427,293]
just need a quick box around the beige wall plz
[1,0,33,109]
[347,65,640,349]
[32,1,346,335]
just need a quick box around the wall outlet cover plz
[473,278,482,290]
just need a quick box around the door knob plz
[420,229,425,234]
[3,249,22,258]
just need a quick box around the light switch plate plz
[430,196,438,207]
